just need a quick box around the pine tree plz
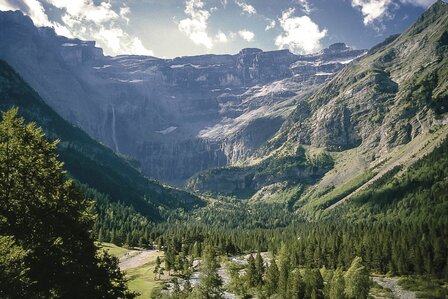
[303,268,324,299]
[265,259,279,297]
[154,256,161,280]
[246,254,257,288]
[278,243,290,298]
[198,245,223,298]
[255,252,265,286]
[344,256,370,299]
[329,268,345,299]
[287,268,305,299]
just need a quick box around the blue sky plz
[0,0,437,58]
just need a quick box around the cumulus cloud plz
[215,31,229,43]
[297,0,312,14]
[0,0,153,56]
[351,0,392,25]
[238,29,254,42]
[120,6,131,24]
[0,0,52,26]
[275,8,327,54]
[179,0,213,49]
[235,0,256,15]
[265,19,276,31]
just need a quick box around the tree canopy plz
[0,108,134,298]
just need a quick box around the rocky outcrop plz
[265,0,448,160]
[0,10,366,183]
[187,1,448,199]
[186,151,334,197]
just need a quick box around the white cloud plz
[235,0,256,15]
[0,0,18,11]
[399,0,436,7]
[297,0,312,14]
[215,31,228,43]
[0,0,53,27]
[275,8,327,54]
[0,0,153,56]
[94,27,152,56]
[265,19,276,31]
[178,0,213,49]
[47,0,119,24]
[120,6,131,24]
[351,0,392,25]
[238,29,254,42]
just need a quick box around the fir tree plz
[0,109,135,298]
[344,257,369,299]
[197,245,223,298]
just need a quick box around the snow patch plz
[170,64,201,69]
[93,65,112,70]
[196,75,207,81]
[61,43,78,47]
[156,126,178,134]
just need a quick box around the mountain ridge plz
[0,10,366,183]
[186,0,448,210]
[0,59,204,220]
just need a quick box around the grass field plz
[399,276,447,299]
[98,242,165,298]
[125,259,164,298]
[97,242,130,258]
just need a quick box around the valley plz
[0,1,447,298]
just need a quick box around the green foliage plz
[303,268,324,299]
[398,276,447,299]
[340,137,448,225]
[0,109,135,298]
[0,235,30,298]
[255,252,265,287]
[278,243,291,298]
[197,245,223,298]
[303,170,376,211]
[265,259,279,297]
[344,257,370,299]
[245,254,257,288]
[287,268,306,299]
[187,146,333,199]
[329,268,345,299]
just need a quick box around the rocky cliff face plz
[0,10,366,183]
[274,1,448,160]
[186,1,448,201]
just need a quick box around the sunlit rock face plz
[0,10,366,183]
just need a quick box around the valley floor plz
[100,243,165,298]
[99,243,445,299]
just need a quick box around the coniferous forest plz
[1,1,448,298]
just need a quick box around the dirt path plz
[373,276,416,299]
[119,250,158,271]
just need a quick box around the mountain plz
[187,0,448,211]
[0,59,204,221]
[0,10,366,183]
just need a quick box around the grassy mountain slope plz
[328,135,448,224]
[184,1,448,214]
[0,60,204,221]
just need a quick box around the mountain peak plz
[0,9,34,28]
[238,48,263,55]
